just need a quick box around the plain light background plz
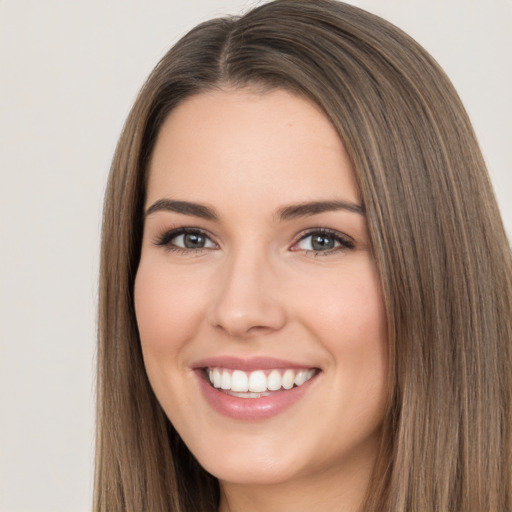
[0,1,510,511]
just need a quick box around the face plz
[134,88,388,491]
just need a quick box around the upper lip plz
[192,356,318,372]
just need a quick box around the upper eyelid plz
[293,227,354,243]
[290,229,356,254]
[153,227,217,247]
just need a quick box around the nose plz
[208,249,287,339]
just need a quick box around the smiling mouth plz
[205,367,319,398]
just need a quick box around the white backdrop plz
[0,1,510,511]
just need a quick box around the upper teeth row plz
[207,368,316,393]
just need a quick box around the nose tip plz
[212,304,283,339]
[208,259,286,339]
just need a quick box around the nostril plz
[209,295,287,338]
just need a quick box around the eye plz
[172,232,215,249]
[292,229,354,254]
[155,228,217,252]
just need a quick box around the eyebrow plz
[145,199,218,220]
[145,198,365,221]
[276,200,365,220]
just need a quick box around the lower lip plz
[196,371,318,421]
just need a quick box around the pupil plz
[312,235,334,251]
[184,233,205,248]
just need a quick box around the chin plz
[186,433,306,485]
[203,457,301,486]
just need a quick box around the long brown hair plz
[95,1,512,510]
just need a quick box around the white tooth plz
[267,369,282,391]
[208,368,214,384]
[248,370,267,392]
[227,391,265,398]
[213,368,222,388]
[294,370,307,386]
[221,370,231,390]
[231,370,249,392]
[282,369,295,390]
[305,369,316,381]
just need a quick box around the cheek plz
[133,261,206,356]
[300,261,387,349]
[301,260,388,403]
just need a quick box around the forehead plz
[146,88,360,209]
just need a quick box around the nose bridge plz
[209,242,286,338]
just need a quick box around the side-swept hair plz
[95,1,512,510]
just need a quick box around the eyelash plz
[154,227,217,254]
[291,228,355,255]
[153,227,355,255]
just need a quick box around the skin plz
[134,88,388,512]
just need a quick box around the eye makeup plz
[152,225,355,257]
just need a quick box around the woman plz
[94,1,512,510]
